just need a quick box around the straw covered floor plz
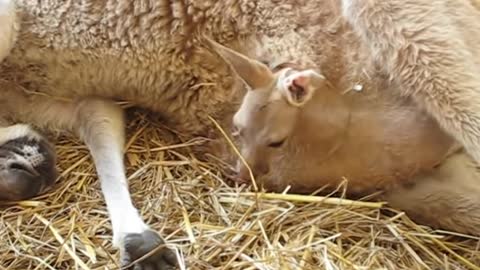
[1,109,480,270]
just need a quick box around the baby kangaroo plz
[203,33,480,236]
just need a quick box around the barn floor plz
[1,109,479,270]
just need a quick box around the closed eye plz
[268,139,285,148]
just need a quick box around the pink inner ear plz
[289,77,306,98]
[292,75,309,90]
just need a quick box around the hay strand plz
[0,111,479,269]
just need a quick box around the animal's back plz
[2,0,324,134]
[1,0,258,133]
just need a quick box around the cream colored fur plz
[216,0,480,236]
[0,0,323,268]
[385,151,480,236]
[0,0,17,62]
[1,0,480,267]
[342,0,480,163]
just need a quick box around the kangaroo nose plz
[235,166,251,184]
[235,163,269,184]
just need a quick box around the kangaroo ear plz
[280,69,325,107]
[203,37,275,90]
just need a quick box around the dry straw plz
[1,110,479,270]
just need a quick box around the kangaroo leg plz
[342,0,480,164]
[384,151,480,236]
[71,99,178,269]
[1,87,178,270]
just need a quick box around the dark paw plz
[121,230,178,270]
[0,135,57,201]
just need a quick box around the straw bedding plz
[1,108,479,270]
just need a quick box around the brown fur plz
[0,0,329,267]
[0,0,480,266]
[227,50,459,193]
[219,0,480,236]
[384,150,480,236]
[1,0,321,133]
[342,0,480,164]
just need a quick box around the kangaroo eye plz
[268,140,285,148]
